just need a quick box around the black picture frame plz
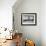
[21,13,37,26]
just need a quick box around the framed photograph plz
[21,13,37,26]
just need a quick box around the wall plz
[0,0,16,30]
[13,0,41,46]
[41,0,46,46]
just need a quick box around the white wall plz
[0,0,16,30]
[13,0,41,46]
[41,0,46,46]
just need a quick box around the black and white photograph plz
[21,13,37,25]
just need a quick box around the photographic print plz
[21,13,37,26]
